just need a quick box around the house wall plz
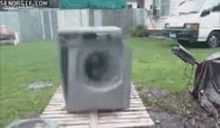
[145,0,153,10]
[145,0,181,30]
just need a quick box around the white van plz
[164,0,220,48]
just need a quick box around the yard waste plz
[191,52,220,123]
[171,43,220,124]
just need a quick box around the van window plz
[211,4,220,12]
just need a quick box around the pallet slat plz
[98,110,150,116]
[99,118,152,124]
[44,104,146,109]
[42,118,90,124]
[40,114,90,118]
[98,122,154,128]
[42,108,149,115]
[43,106,148,114]
[99,114,150,120]
[64,125,90,128]
[40,85,154,128]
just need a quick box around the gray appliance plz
[58,26,132,112]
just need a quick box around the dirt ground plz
[136,86,220,128]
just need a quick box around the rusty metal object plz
[171,41,199,65]
[192,52,220,122]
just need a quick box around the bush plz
[130,25,150,37]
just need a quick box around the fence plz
[0,8,146,42]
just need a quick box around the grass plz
[0,39,62,128]
[127,36,220,119]
[128,37,220,92]
[0,37,219,127]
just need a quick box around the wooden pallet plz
[40,83,154,128]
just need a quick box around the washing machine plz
[58,26,131,112]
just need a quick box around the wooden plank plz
[43,106,147,112]
[99,118,152,124]
[59,121,90,125]
[40,118,90,124]
[40,114,90,118]
[44,103,146,110]
[46,101,144,107]
[46,100,144,105]
[98,110,150,116]
[41,109,148,116]
[64,125,90,128]
[99,114,150,120]
[46,103,144,108]
[98,122,154,128]
[46,103,145,108]
[41,111,150,120]
[90,110,98,128]
[59,120,90,124]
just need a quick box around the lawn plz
[127,37,220,92]
[0,39,62,128]
[0,37,219,127]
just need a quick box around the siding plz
[145,0,153,10]
[57,10,82,31]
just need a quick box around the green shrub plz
[130,25,150,37]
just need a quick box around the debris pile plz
[191,52,220,123]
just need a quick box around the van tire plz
[207,31,220,48]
